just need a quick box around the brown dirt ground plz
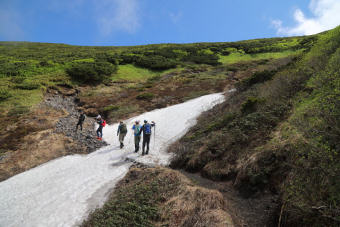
[181,167,279,227]
[0,100,86,181]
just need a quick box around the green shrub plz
[118,54,139,65]
[183,52,221,66]
[66,60,117,84]
[136,92,154,101]
[0,88,11,101]
[11,76,26,84]
[15,81,40,90]
[241,97,261,114]
[0,61,32,77]
[237,70,277,91]
[134,55,178,70]
[96,53,119,65]
[39,60,54,67]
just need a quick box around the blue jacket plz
[140,123,155,136]
[132,124,142,136]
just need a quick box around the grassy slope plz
[170,26,340,226]
[219,50,302,64]
[82,167,233,227]
[0,36,308,120]
[1,37,310,113]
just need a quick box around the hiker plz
[117,121,127,148]
[139,120,155,155]
[132,121,142,153]
[96,115,105,140]
[75,111,86,131]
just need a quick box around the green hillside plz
[170,27,340,226]
[0,36,311,115]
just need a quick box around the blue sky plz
[0,0,339,46]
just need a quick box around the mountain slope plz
[170,26,340,226]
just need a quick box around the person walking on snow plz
[96,115,105,140]
[139,120,155,156]
[117,121,127,148]
[75,111,86,131]
[132,121,142,153]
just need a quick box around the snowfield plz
[0,93,225,227]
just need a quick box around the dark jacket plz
[78,113,85,122]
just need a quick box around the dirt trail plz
[180,171,278,227]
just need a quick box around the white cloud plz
[96,0,140,36]
[0,9,25,40]
[272,0,340,36]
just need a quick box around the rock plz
[43,94,107,154]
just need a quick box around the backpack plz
[144,123,152,134]
[120,123,127,133]
[133,125,141,135]
[102,120,106,127]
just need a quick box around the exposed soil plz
[0,90,107,182]
[180,169,278,227]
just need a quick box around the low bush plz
[66,60,117,84]
[134,55,178,70]
[0,88,11,101]
[241,97,262,114]
[183,52,221,66]
[0,61,32,77]
[237,70,277,91]
[15,81,40,90]
[136,92,154,101]
[118,54,139,65]
[82,168,180,227]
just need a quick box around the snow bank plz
[0,93,224,227]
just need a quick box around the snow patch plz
[0,93,224,227]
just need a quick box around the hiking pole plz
[153,122,156,149]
